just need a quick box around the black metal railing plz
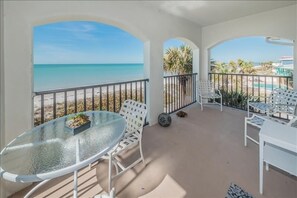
[208,72,293,111]
[34,79,149,126]
[164,73,197,114]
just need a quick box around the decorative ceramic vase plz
[158,113,171,127]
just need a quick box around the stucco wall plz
[201,5,297,83]
[2,1,201,196]
[0,1,5,197]
[295,4,297,90]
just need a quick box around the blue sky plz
[163,39,185,51]
[34,21,293,64]
[211,37,293,63]
[34,21,144,64]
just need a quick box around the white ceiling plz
[142,1,297,26]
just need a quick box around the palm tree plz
[213,59,255,74]
[258,61,274,75]
[163,45,193,105]
[213,62,229,73]
[238,59,255,74]
[163,45,192,74]
[229,60,237,73]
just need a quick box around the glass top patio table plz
[0,111,126,183]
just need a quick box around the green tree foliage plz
[213,62,229,73]
[212,59,256,74]
[163,45,193,74]
[238,59,256,74]
[257,61,274,75]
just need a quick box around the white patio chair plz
[247,88,297,117]
[244,114,297,146]
[197,80,222,111]
[106,100,147,192]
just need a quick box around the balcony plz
[12,105,296,198]
[1,1,297,197]
[6,73,297,197]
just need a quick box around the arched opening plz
[163,38,199,113]
[208,36,294,110]
[33,21,144,91]
[33,21,147,125]
[210,36,294,76]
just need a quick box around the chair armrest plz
[248,96,259,102]
[287,115,297,126]
[216,89,222,96]
[248,96,271,103]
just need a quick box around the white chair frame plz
[244,114,297,146]
[106,100,147,192]
[197,80,222,111]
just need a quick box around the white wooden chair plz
[107,100,147,192]
[197,80,222,111]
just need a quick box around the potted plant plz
[66,113,91,135]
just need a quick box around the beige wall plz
[0,0,5,197]
[201,5,297,81]
[3,0,202,142]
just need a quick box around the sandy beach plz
[33,85,145,126]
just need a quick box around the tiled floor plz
[11,105,297,198]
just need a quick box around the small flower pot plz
[65,120,91,135]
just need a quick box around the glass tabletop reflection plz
[0,111,126,182]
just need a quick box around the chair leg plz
[200,96,203,111]
[247,101,251,117]
[220,97,222,111]
[244,118,247,147]
[265,162,269,171]
[139,141,145,165]
[108,153,113,192]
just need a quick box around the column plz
[192,48,200,74]
[144,40,163,125]
[0,0,5,197]
[200,47,210,81]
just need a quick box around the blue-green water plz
[34,64,144,91]
[253,83,287,90]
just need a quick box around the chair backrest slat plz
[268,88,297,114]
[269,88,297,105]
[197,81,214,94]
[119,100,147,136]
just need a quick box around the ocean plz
[34,63,144,92]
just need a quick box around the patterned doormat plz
[226,183,254,198]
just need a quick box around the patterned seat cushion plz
[249,102,273,113]
[200,92,221,98]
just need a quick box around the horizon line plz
[34,62,144,65]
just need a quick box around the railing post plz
[207,72,293,113]
[163,73,197,114]
[33,79,149,126]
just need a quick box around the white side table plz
[259,120,297,194]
